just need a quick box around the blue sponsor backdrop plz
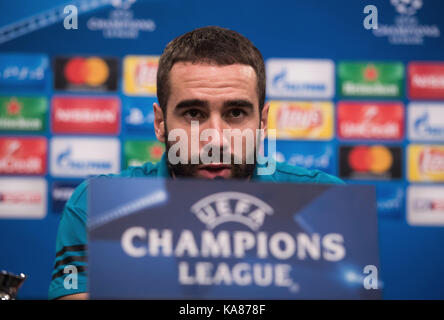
[0,0,443,299]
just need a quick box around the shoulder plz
[65,161,161,217]
[271,161,345,184]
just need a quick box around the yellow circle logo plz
[85,57,109,86]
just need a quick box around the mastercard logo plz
[64,57,109,87]
[348,145,393,174]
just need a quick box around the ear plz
[260,101,270,138]
[153,102,166,143]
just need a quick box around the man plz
[49,26,343,300]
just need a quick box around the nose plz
[200,113,230,154]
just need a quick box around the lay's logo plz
[408,145,444,182]
[123,56,159,96]
[268,101,333,140]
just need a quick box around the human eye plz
[183,108,206,121]
[225,108,247,120]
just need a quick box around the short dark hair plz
[156,26,266,115]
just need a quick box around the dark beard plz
[165,140,257,180]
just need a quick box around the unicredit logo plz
[191,192,274,231]
[0,138,46,175]
[338,103,404,140]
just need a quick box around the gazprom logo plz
[408,104,444,141]
[271,69,326,93]
[50,137,120,177]
[191,192,274,231]
[266,59,334,99]
[56,147,112,170]
[413,112,444,137]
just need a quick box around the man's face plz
[153,62,269,179]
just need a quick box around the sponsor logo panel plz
[408,144,444,182]
[268,101,333,140]
[123,56,158,96]
[408,103,444,141]
[269,140,335,174]
[123,97,156,133]
[407,185,444,226]
[266,59,334,99]
[0,96,47,132]
[50,137,120,177]
[339,145,402,180]
[0,54,48,90]
[53,56,118,92]
[338,62,404,98]
[0,178,47,219]
[337,102,404,140]
[376,183,405,218]
[51,181,80,213]
[408,63,444,99]
[51,96,120,134]
[0,137,47,175]
[124,140,165,168]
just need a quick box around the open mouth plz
[198,164,232,179]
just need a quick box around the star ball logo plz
[391,0,422,16]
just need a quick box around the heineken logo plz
[0,96,47,132]
[339,62,404,98]
[7,98,21,115]
[363,65,378,82]
[191,192,274,231]
[149,144,164,159]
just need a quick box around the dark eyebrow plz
[174,99,208,110]
[222,99,254,110]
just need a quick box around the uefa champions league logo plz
[191,192,274,231]
[390,0,422,16]
[111,0,137,10]
[371,0,440,45]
